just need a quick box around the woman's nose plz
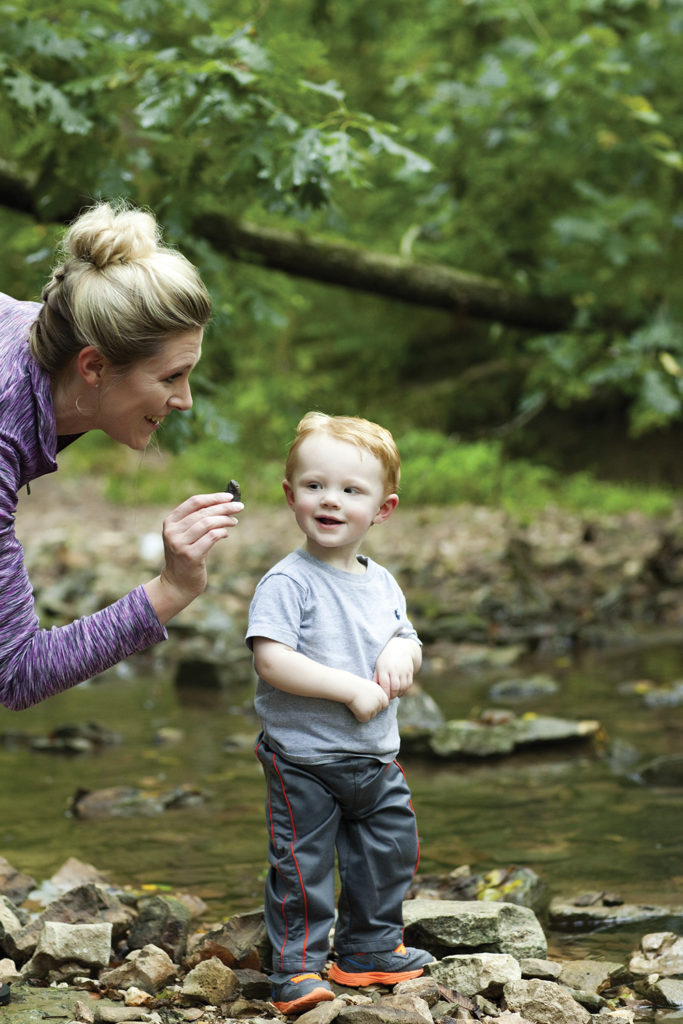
[168,380,193,411]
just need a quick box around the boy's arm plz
[252,636,389,723]
[374,636,422,699]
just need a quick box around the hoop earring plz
[75,396,86,416]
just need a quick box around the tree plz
[2,0,683,456]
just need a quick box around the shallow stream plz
[0,639,681,966]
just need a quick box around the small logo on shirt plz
[394,609,400,620]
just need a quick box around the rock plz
[297,999,348,1023]
[180,956,238,1004]
[123,987,155,1007]
[402,899,547,959]
[474,866,544,909]
[334,993,433,1022]
[4,884,134,963]
[99,944,176,994]
[397,688,446,736]
[0,858,36,904]
[410,864,543,911]
[232,966,271,999]
[50,858,112,892]
[482,1013,529,1024]
[549,895,683,932]
[503,977,592,1023]
[427,952,522,997]
[188,909,269,971]
[641,976,683,1008]
[520,957,562,980]
[636,753,683,786]
[0,899,24,954]
[29,722,122,754]
[629,930,683,976]
[558,958,623,992]
[428,715,600,758]
[22,921,112,979]
[0,957,21,983]
[127,895,191,962]
[489,674,560,701]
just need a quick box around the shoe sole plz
[273,987,335,1014]
[328,963,426,986]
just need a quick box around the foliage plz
[58,427,675,520]
[1,0,683,482]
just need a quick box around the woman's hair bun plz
[66,202,159,269]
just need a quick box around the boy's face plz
[283,432,398,565]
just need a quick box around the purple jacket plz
[0,292,167,710]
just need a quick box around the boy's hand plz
[346,679,390,723]
[374,637,420,699]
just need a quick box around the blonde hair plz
[29,201,211,375]
[285,412,401,494]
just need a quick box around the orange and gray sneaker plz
[270,972,335,1015]
[328,942,435,986]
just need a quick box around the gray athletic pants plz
[256,734,420,976]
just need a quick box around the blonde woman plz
[0,202,243,710]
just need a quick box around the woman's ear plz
[374,493,399,525]
[76,346,105,388]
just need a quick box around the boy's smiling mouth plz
[316,515,343,526]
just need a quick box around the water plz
[0,640,681,967]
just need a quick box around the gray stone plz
[0,858,36,905]
[297,998,348,1023]
[402,898,547,959]
[0,957,21,983]
[99,944,176,994]
[428,714,599,758]
[638,752,683,785]
[629,930,683,977]
[180,956,238,1004]
[188,909,269,971]
[4,884,134,963]
[504,978,591,1023]
[643,976,683,1009]
[22,922,113,979]
[558,958,623,992]
[0,900,23,954]
[520,957,562,980]
[549,896,683,932]
[427,952,521,997]
[127,895,190,962]
[335,993,433,1022]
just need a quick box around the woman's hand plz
[143,491,243,624]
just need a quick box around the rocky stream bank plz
[6,478,683,1022]
[1,855,683,1024]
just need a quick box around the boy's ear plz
[374,493,399,525]
[282,479,296,509]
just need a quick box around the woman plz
[0,201,243,711]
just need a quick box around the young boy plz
[246,411,434,1015]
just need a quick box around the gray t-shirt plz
[246,548,420,764]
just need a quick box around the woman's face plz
[98,328,203,450]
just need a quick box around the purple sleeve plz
[0,457,167,712]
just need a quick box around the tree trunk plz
[0,165,573,331]
[193,214,575,332]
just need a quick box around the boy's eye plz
[344,487,359,494]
